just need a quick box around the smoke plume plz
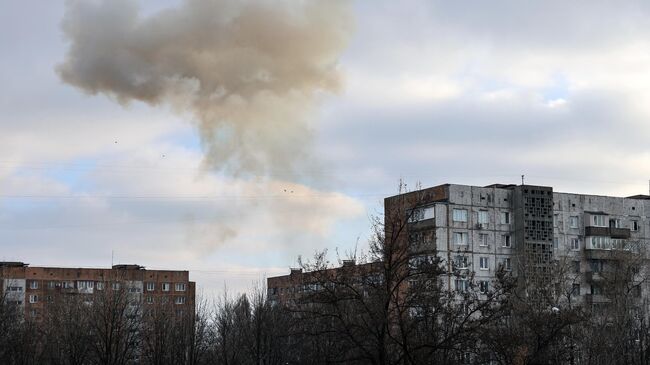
[58,0,351,176]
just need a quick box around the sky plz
[2,0,650,296]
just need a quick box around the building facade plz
[0,262,195,319]
[269,183,650,311]
[385,183,650,307]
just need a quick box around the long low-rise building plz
[0,262,195,318]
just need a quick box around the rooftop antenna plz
[521,175,525,185]
[111,250,114,267]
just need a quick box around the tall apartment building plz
[0,262,195,318]
[385,183,650,306]
[268,183,650,309]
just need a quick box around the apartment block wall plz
[0,264,196,319]
[395,183,650,301]
[266,183,650,308]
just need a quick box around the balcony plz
[408,219,435,230]
[584,249,635,260]
[584,294,611,305]
[584,271,605,282]
[610,227,631,239]
[584,226,631,238]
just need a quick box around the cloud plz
[58,0,352,177]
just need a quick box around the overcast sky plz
[2,0,650,296]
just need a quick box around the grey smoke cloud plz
[58,0,352,176]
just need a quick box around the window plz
[589,236,610,250]
[632,221,639,231]
[127,287,140,293]
[503,258,512,271]
[553,237,559,249]
[146,282,155,291]
[96,282,104,290]
[589,260,604,273]
[455,256,469,270]
[592,215,606,227]
[47,281,56,289]
[479,234,488,247]
[46,295,53,302]
[62,281,74,289]
[175,283,186,292]
[610,219,621,228]
[175,296,186,305]
[478,210,488,225]
[571,238,580,250]
[573,261,580,273]
[569,216,579,228]
[572,284,580,297]
[501,212,511,224]
[554,214,559,228]
[146,296,154,304]
[591,285,603,295]
[7,286,22,292]
[479,257,489,270]
[479,281,489,293]
[408,206,434,223]
[453,232,468,245]
[29,281,38,290]
[29,295,38,304]
[162,283,171,292]
[455,279,469,292]
[453,209,468,222]
[112,282,121,290]
[503,235,511,248]
[77,281,94,290]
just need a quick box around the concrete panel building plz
[385,183,650,307]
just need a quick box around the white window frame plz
[175,296,186,305]
[504,258,512,271]
[175,283,186,292]
[29,281,38,290]
[479,280,489,293]
[146,282,155,291]
[146,296,154,304]
[569,216,579,228]
[479,257,489,270]
[112,282,121,291]
[478,210,489,225]
[77,281,94,289]
[453,232,468,245]
[96,282,104,290]
[632,221,639,231]
[29,295,38,304]
[452,209,468,223]
[501,212,511,224]
[455,279,469,292]
[592,215,606,227]
[162,283,171,292]
[589,236,611,250]
[571,238,580,250]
